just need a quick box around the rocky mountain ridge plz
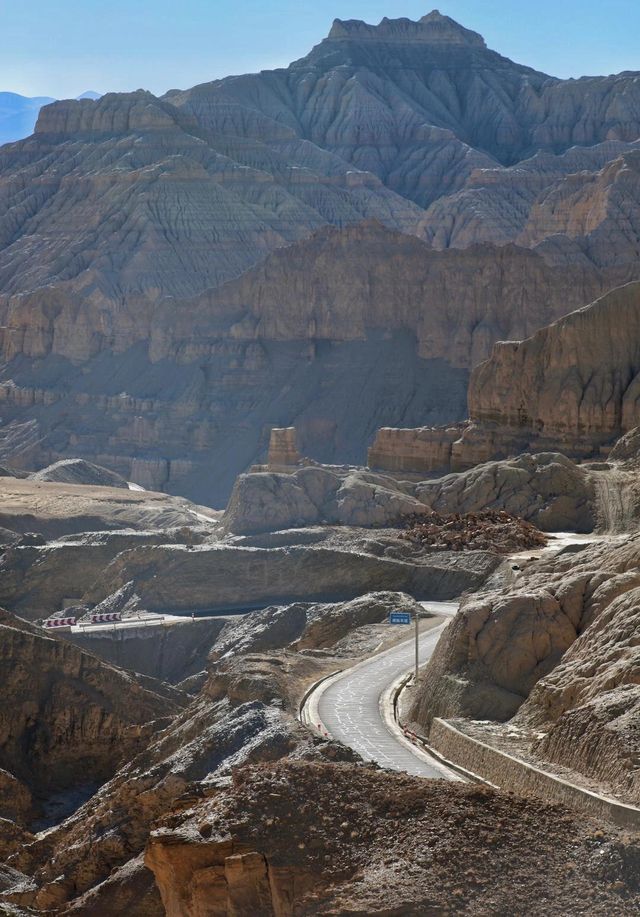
[1,12,640,502]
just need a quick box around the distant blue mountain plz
[0,91,102,144]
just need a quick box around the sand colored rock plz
[415,453,596,533]
[83,535,500,614]
[266,427,302,467]
[223,464,430,534]
[0,475,217,538]
[411,530,640,802]
[368,425,463,473]
[146,759,640,916]
[469,281,640,446]
[372,281,640,477]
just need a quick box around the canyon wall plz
[2,13,640,502]
[370,282,640,475]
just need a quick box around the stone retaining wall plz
[430,718,640,829]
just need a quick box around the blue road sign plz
[389,612,412,625]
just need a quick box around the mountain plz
[0,91,102,144]
[0,92,55,145]
[1,11,640,503]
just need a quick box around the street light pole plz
[414,612,419,684]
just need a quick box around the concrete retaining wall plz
[430,718,640,829]
[63,617,227,684]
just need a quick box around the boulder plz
[223,466,429,535]
[416,453,596,533]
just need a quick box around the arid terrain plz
[3,8,640,916]
[2,11,640,503]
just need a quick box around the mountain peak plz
[328,10,486,47]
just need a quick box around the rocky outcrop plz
[83,534,501,613]
[415,453,596,533]
[469,281,640,447]
[266,427,302,468]
[0,609,184,815]
[223,465,429,534]
[62,616,229,686]
[63,855,164,917]
[410,588,583,726]
[209,592,425,664]
[145,759,640,916]
[411,531,640,803]
[372,281,640,477]
[0,526,211,620]
[225,452,595,538]
[368,425,464,474]
[29,459,129,489]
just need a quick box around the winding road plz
[303,602,460,779]
[301,532,608,780]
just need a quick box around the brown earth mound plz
[400,510,547,553]
[147,759,640,916]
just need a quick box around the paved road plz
[315,602,459,778]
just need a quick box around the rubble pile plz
[147,759,640,915]
[400,509,547,553]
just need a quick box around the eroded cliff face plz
[370,282,640,475]
[0,609,184,818]
[1,14,640,503]
[469,281,640,443]
[0,221,607,504]
[420,140,640,262]
[410,531,640,804]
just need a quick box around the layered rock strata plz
[411,531,640,803]
[2,13,640,502]
[370,282,640,476]
[266,427,302,468]
[0,609,184,817]
[83,536,500,613]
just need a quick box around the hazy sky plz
[2,0,639,99]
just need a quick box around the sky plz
[2,0,640,99]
